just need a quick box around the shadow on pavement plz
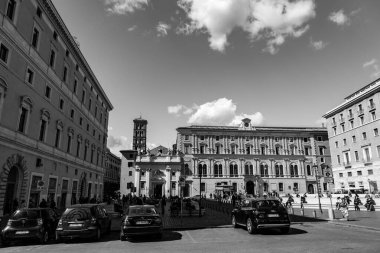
[124,231,182,243]
[290,215,327,223]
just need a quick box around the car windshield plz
[62,208,91,221]
[128,207,157,215]
[11,210,40,220]
[256,200,281,209]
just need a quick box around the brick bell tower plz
[133,116,148,153]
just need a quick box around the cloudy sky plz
[52,0,380,156]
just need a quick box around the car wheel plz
[94,227,101,241]
[280,227,290,234]
[232,215,238,228]
[40,230,49,244]
[246,218,256,234]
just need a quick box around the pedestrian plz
[335,197,341,210]
[365,197,376,211]
[232,193,236,208]
[339,197,349,221]
[39,198,48,208]
[354,194,362,211]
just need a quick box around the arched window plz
[275,164,284,177]
[306,165,312,176]
[229,163,238,177]
[198,163,207,177]
[260,163,268,177]
[214,163,223,177]
[184,163,191,176]
[290,164,298,177]
[245,163,253,175]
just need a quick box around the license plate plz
[69,223,82,227]
[267,214,279,217]
[16,231,29,235]
[136,221,149,225]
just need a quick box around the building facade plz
[120,148,182,198]
[176,119,332,198]
[104,149,121,198]
[323,79,380,193]
[0,0,113,215]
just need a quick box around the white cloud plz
[108,126,113,131]
[156,22,171,37]
[169,98,264,126]
[178,0,315,53]
[128,25,137,32]
[104,0,149,14]
[310,38,327,50]
[107,135,130,156]
[328,10,350,26]
[363,59,380,79]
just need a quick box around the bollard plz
[300,209,304,216]
[328,208,335,220]
[313,210,317,218]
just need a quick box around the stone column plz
[209,159,213,177]
[146,168,151,196]
[165,166,171,197]
[176,170,181,196]
[224,159,229,178]
[135,166,141,196]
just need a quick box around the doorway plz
[154,184,163,198]
[3,166,19,214]
[183,183,190,197]
[308,184,314,194]
[246,181,254,195]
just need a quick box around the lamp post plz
[313,164,323,213]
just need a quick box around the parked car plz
[231,198,290,234]
[1,208,60,246]
[120,205,162,241]
[56,204,111,242]
[143,197,160,206]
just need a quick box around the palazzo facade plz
[0,0,112,215]
[176,118,332,198]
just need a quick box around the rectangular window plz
[82,90,86,103]
[348,172,352,177]
[45,85,51,98]
[355,151,359,161]
[200,136,205,141]
[368,169,373,175]
[337,155,341,164]
[261,146,265,155]
[357,171,362,176]
[200,145,205,154]
[352,135,356,143]
[374,128,379,136]
[362,132,367,140]
[185,135,189,140]
[350,120,354,129]
[343,139,347,146]
[128,171,132,176]
[216,145,220,154]
[341,124,345,132]
[89,98,92,111]
[363,147,371,162]
[377,145,380,157]
[73,79,78,94]
[59,98,64,110]
[31,27,40,48]
[279,183,283,192]
[200,183,205,192]
[0,44,9,63]
[63,65,68,82]
[289,137,294,142]
[360,116,364,125]
[339,173,343,177]
[333,127,337,135]
[26,68,34,84]
[171,182,176,190]
[18,107,28,133]
[79,117,83,126]
[55,128,61,148]
[67,135,72,153]
[319,147,325,155]
[335,141,338,148]
[276,146,280,155]
[128,162,133,167]
[49,49,55,67]
[36,6,42,17]
[38,119,47,141]
[70,109,75,119]
[53,31,58,40]
[6,0,17,20]
[317,136,323,141]
[371,112,376,121]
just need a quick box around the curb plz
[163,224,232,231]
[328,221,380,232]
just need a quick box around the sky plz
[51,0,380,157]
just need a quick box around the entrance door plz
[183,183,190,197]
[308,184,314,194]
[4,166,19,214]
[246,181,254,195]
[154,184,163,198]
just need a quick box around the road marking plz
[185,231,197,243]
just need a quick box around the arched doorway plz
[308,184,314,194]
[3,166,19,214]
[246,181,254,195]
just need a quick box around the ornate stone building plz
[0,0,112,215]
[104,149,121,198]
[176,119,332,197]
[323,78,380,193]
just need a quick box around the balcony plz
[357,109,364,116]
[369,104,376,111]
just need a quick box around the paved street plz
[1,222,380,253]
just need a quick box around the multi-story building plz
[104,149,121,199]
[0,0,113,215]
[323,79,380,194]
[176,118,331,198]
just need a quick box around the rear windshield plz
[11,210,40,220]
[62,208,92,221]
[255,200,281,209]
[128,207,157,215]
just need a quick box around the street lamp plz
[313,164,323,213]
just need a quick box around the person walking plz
[339,197,349,221]
[354,194,362,211]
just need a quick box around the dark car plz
[120,205,162,241]
[231,198,290,234]
[55,204,111,241]
[1,208,59,246]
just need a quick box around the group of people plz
[336,194,376,212]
